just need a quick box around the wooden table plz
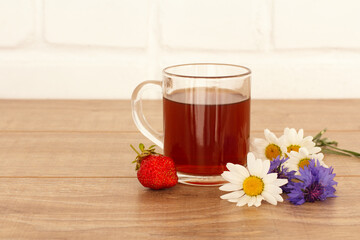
[0,99,359,239]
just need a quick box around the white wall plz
[0,0,360,99]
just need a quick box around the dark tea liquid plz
[163,87,250,175]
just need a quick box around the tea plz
[163,87,250,175]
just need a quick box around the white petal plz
[273,193,284,202]
[302,141,316,150]
[299,147,309,157]
[289,128,297,144]
[288,150,300,159]
[286,163,298,173]
[303,135,313,142]
[228,198,239,203]
[225,163,243,179]
[265,129,279,144]
[262,173,278,184]
[221,171,240,184]
[253,138,268,147]
[261,160,271,176]
[278,134,285,143]
[264,129,271,142]
[226,162,236,171]
[320,161,328,168]
[315,152,324,161]
[220,191,245,200]
[308,146,321,154]
[255,158,263,177]
[247,154,256,174]
[308,153,324,162]
[247,152,256,163]
[248,196,256,207]
[284,156,300,171]
[227,163,249,178]
[236,195,251,207]
[280,145,288,156]
[283,127,290,138]
[253,152,266,161]
[273,178,288,187]
[254,195,263,207]
[236,165,250,178]
[265,184,283,194]
[252,139,268,159]
[248,157,263,177]
[298,129,304,140]
[219,183,242,191]
[262,191,278,205]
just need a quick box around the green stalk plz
[325,145,360,157]
[313,128,360,158]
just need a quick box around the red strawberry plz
[131,143,178,190]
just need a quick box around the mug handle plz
[131,81,164,149]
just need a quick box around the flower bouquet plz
[220,128,359,207]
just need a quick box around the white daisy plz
[252,129,284,161]
[219,152,288,207]
[281,128,321,156]
[285,147,327,174]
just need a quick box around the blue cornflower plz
[287,159,337,205]
[268,156,296,194]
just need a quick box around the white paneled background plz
[0,0,360,99]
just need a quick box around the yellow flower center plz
[298,158,310,169]
[265,144,282,160]
[243,176,264,196]
[287,144,301,153]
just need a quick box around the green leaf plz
[313,128,327,141]
[139,143,145,152]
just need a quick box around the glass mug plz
[131,63,251,186]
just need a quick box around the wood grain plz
[0,131,358,177]
[0,177,359,240]
[0,100,359,240]
[1,99,360,132]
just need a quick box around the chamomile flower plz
[219,152,288,207]
[281,128,321,156]
[286,147,327,174]
[252,129,284,161]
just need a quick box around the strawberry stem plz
[130,144,140,156]
[130,143,159,171]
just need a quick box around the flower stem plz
[326,145,360,157]
[313,128,360,158]
[321,148,353,157]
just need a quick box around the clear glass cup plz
[131,63,251,186]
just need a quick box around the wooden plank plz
[1,99,360,132]
[0,131,358,177]
[0,100,138,132]
[251,99,360,132]
[0,132,150,177]
[0,177,358,240]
